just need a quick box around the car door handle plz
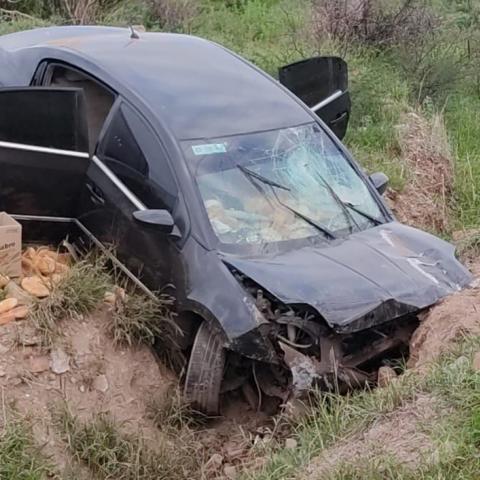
[86,183,105,205]
[330,111,348,126]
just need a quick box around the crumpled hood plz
[223,222,472,333]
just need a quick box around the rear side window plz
[47,65,115,152]
[97,103,178,210]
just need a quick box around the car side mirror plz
[133,209,174,234]
[369,172,389,195]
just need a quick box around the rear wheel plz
[184,321,225,415]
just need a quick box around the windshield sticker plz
[192,143,227,156]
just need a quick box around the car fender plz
[174,239,276,362]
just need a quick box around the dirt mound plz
[0,309,176,472]
[387,111,453,233]
[301,394,441,478]
[408,282,480,369]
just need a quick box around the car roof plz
[0,26,312,139]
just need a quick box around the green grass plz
[54,406,201,480]
[445,93,480,229]
[107,286,177,348]
[247,337,480,479]
[0,416,56,480]
[30,255,112,345]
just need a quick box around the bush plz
[146,0,200,32]
[310,0,439,50]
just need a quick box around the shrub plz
[146,0,200,32]
[310,0,439,50]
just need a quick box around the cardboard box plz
[0,212,22,278]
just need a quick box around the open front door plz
[0,88,89,218]
[279,57,351,139]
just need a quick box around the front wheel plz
[184,321,225,415]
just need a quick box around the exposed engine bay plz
[223,270,418,407]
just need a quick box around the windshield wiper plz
[236,164,291,191]
[277,201,337,239]
[237,164,336,240]
[343,202,383,226]
[316,174,359,232]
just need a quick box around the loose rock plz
[50,348,70,374]
[21,276,50,298]
[11,305,29,320]
[223,465,237,479]
[0,274,9,288]
[104,292,116,305]
[29,355,50,373]
[92,374,109,393]
[224,442,246,460]
[5,281,34,305]
[472,352,480,372]
[35,256,56,275]
[205,453,224,471]
[0,311,15,326]
[0,297,18,314]
[285,438,298,450]
[377,365,397,387]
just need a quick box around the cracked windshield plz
[185,123,383,244]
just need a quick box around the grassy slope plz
[249,338,480,479]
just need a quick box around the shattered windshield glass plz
[183,123,384,245]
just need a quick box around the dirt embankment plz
[0,310,175,471]
[409,282,480,369]
[387,111,453,234]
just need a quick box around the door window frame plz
[37,61,117,153]
[96,99,180,208]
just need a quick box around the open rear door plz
[0,88,89,217]
[279,57,351,139]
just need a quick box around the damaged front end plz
[222,221,473,406]
[226,270,419,404]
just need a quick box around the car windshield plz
[183,123,384,245]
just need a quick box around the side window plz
[97,103,178,210]
[47,65,115,152]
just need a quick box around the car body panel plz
[279,56,351,139]
[222,222,472,334]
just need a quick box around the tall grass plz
[0,415,56,479]
[248,336,480,480]
[445,93,480,229]
[55,406,201,480]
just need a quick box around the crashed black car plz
[0,26,472,414]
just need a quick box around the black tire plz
[184,321,225,415]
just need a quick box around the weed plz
[30,255,111,345]
[250,337,480,480]
[0,414,57,479]
[55,405,200,480]
[146,385,205,431]
[107,286,177,348]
